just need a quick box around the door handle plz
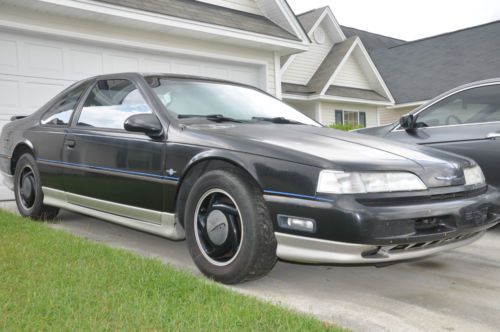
[486,132,500,140]
[65,139,76,148]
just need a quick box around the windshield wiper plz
[177,114,243,123]
[251,117,305,125]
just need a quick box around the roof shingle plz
[371,20,500,103]
[95,0,299,41]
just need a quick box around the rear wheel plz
[14,154,59,220]
[184,168,277,284]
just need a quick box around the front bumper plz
[265,185,500,264]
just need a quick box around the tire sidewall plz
[14,154,45,218]
[184,169,267,283]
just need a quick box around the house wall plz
[332,55,371,90]
[378,104,422,125]
[286,100,317,120]
[198,0,262,15]
[320,101,378,127]
[282,24,333,85]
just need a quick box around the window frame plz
[393,82,500,132]
[71,77,157,133]
[334,109,367,127]
[39,81,91,128]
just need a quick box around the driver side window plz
[416,84,500,128]
[77,79,152,130]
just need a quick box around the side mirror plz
[399,114,416,130]
[124,114,163,138]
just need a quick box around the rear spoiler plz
[10,115,27,121]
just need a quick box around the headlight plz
[317,170,427,194]
[464,165,485,186]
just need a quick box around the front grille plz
[357,187,487,207]
[385,232,479,253]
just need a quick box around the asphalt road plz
[2,201,500,331]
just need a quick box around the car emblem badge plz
[166,168,177,176]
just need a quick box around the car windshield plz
[145,77,320,126]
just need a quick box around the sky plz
[287,0,500,41]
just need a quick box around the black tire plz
[184,168,277,284]
[14,153,59,220]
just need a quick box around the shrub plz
[326,123,364,131]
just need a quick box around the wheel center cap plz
[206,210,229,246]
[22,178,33,199]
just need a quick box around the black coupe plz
[1,73,499,284]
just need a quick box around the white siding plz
[282,26,333,85]
[285,101,317,120]
[319,101,378,127]
[332,55,371,90]
[378,105,421,125]
[255,0,296,36]
[197,0,262,15]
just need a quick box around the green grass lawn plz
[0,209,342,331]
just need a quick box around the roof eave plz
[282,93,394,106]
[35,0,310,54]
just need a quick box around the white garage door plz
[0,29,264,199]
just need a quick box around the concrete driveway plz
[2,201,499,331]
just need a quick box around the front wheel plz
[184,168,277,284]
[14,153,59,220]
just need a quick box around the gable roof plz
[371,20,500,104]
[95,0,300,41]
[282,36,393,103]
[341,26,405,52]
[308,36,357,93]
[296,7,326,32]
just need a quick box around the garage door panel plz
[105,54,140,73]
[25,43,64,74]
[202,65,230,80]
[172,62,202,76]
[69,49,103,77]
[25,81,66,108]
[229,68,259,86]
[0,38,18,72]
[0,79,19,109]
[143,58,172,73]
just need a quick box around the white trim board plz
[282,93,394,106]
[31,0,309,53]
[319,38,395,104]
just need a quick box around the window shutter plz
[359,112,366,127]
[335,110,343,124]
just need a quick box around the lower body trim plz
[275,231,484,264]
[42,187,185,240]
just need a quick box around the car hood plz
[179,123,475,188]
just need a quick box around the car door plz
[385,83,500,188]
[32,81,90,191]
[63,77,167,218]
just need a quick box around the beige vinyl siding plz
[332,55,371,90]
[282,27,333,85]
[320,101,378,127]
[378,104,423,125]
[197,0,262,15]
[285,100,317,120]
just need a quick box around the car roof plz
[411,77,500,115]
[83,72,254,88]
